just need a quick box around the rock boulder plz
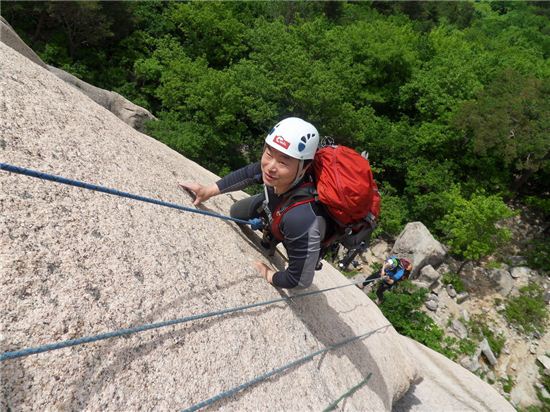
[417,265,441,289]
[391,222,446,278]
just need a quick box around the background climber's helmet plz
[265,117,319,160]
[386,257,399,270]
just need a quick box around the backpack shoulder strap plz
[269,182,317,242]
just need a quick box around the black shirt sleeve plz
[216,163,262,194]
[271,203,325,289]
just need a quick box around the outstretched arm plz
[179,182,220,206]
[179,162,262,206]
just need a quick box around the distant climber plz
[180,117,327,289]
[358,256,412,304]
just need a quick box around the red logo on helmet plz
[272,135,290,149]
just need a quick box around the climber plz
[358,256,413,304]
[180,117,327,289]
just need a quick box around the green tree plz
[453,70,550,193]
[373,183,409,238]
[437,188,515,263]
[405,158,457,227]
[400,25,489,122]
[168,2,249,69]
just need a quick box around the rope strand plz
[182,326,387,412]
[0,163,263,229]
[0,277,380,361]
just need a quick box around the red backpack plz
[313,145,380,226]
[269,145,381,242]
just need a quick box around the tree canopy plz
[3,0,548,257]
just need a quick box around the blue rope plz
[0,277,380,362]
[0,163,263,230]
[182,326,388,412]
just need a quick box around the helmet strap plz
[290,160,312,189]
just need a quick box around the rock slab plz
[391,222,446,278]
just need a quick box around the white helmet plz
[265,117,319,160]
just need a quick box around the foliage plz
[441,272,466,294]
[501,375,515,394]
[504,283,549,335]
[526,238,550,274]
[373,186,409,238]
[374,281,481,360]
[440,335,478,360]
[537,364,550,411]
[4,0,549,252]
[524,196,550,217]
[375,282,446,351]
[485,261,502,270]
[453,70,550,192]
[467,315,506,357]
[437,188,515,261]
[370,261,383,275]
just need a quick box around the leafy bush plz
[374,282,481,360]
[468,315,506,357]
[370,262,383,275]
[524,196,550,217]
[376,283,446,350]
[441,335,477,360]
[505,283,549,335]
[373,188,409,238]
[485,261,502,270]
[501,375,515,394]
[438,188,515,261]
[526,238,550,274]
[441,272,466,293]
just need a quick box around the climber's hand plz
[179,182,220,206]
[254,260,275,284]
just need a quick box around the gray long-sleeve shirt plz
[216,163,326,288]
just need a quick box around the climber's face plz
[261,146,300,194]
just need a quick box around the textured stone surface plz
[450,320,468,339]
[457,292,470,304]
[460,356,481,373]
[510,267,530,279]
[391,222,446,278]
[48,66,156,132]
[0,16,47,68]
[0,42,513,411]
[538,355,550,370]
[417,265,441,289]
[425,300,438,312]
[480,339,497,366]
[446,284,457,298]
[486,269,514,297]
[394,338,514,412]
[0,18,155,132]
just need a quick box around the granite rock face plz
[0,17,155,132]
[391,222,446,278]
[0,42,513,411]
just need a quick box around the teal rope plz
[0,163,263,229]
[182,326,388,412]
[323,373,373,412]
[0,278,380,362]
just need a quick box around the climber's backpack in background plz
[269,145,381,243]
[398,257,413,280]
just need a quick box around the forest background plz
[3,1,549,268]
